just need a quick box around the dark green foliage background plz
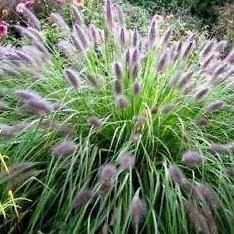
[128,0,231,21]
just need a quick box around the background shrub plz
[128,0,231,18]
[210,3,234,46]
[0,1,233,233]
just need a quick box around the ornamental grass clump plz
[0,1,233,233]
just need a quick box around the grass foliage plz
[0,1,234,233]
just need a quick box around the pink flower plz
[0,21,8,38]
[25,0,35,7]
[16,3,26,13]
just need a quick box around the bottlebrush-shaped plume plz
[208,143,229,155]
[212,64,227,80]
[16,50,34,64]
[20,46,47,65]
[132,63,139,80]
[106,0,114,30]
[88,75,104,89]
[134,116,146,129]
[65,68,80,89]
[160,103,174,114]
[224,67,234,79]
[89,24,98,44]
[168,165,193,193]
[21,6,41,30]
[52,140,76,157]
[17,90,53,115]
[169,44,177,62]
[184,201,211,234]
[200,208,218,234]
[71,32,85,52]
[132,29,138,47]
[194,86,209,100]
[177,71,193,89]
[0,122,29,138]
[28,27,46,43]
[114,80,123,95]
[41,119,75,136]
[161,28,172,46]
[0,48,19,61]
[50,13,70,33]
[173,40,183,61]
[101,223,109,234]
[115,4,124,26]
[215,40,228,52]
[113,62,122,80]
[148,19,157,48]
[0,64,20,77]
[73,24,88,50]
[201,54,214,70]
[58,40,76,58]
[168,165,187,185]
[118,153,135,170]
[116,95,129,109]
[125,49,130,66]
[100,164,117,188]
[133,81,141,95]
[6,169,39,191]
[131,196,146,227]
[194,183,218,209]
[72,189,95,209]
[17,90,40,103]
[0,162,33,181]
[16,26,44,47]
[119,27,126,48]
[204,100,225,114]
[72,4,83,25]
[132,48,139,65]
[181,40,194,59]
[88,116,102,129]
[157,51,168,73]
[59,124,76,136]
[200,40,215,57]
[181,150,205,165]
[225,50,234,64]
[187,33,195,42]
[41,119,58,129]
[195,118,210,127]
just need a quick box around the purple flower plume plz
[181,150,205,165]
[52,140,76,157]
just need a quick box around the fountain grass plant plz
[0,1,234,233]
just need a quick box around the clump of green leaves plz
[0,1,233,233]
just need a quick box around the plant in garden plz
[0,1,234,233]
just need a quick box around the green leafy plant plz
[210,3,234,46]
[0,1,233,233]
[128,0,231,17]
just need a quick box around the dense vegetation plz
[129,0,230,19]
[0,1,233,233]
[129,0,234,45]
